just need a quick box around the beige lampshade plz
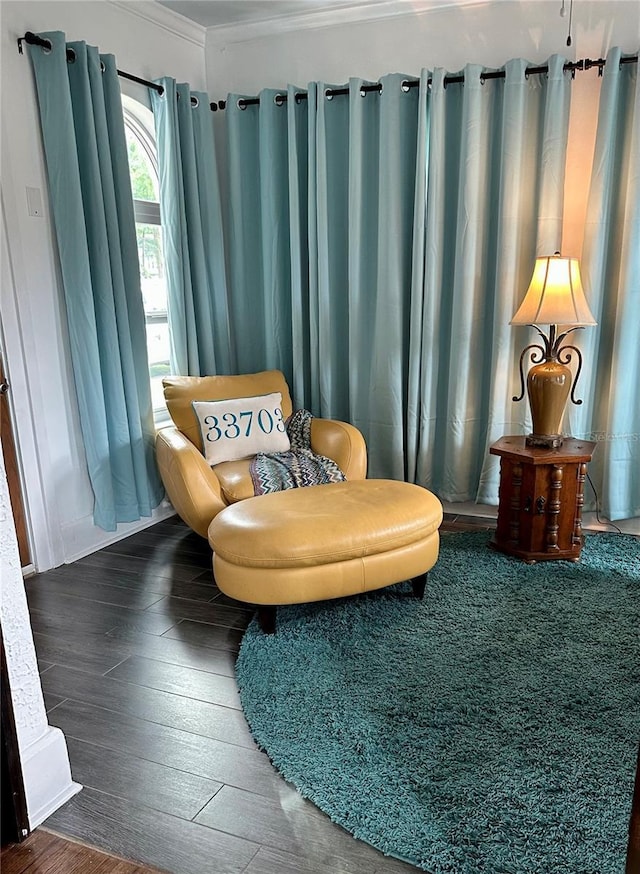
[511,254,597,326]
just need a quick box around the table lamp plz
[511,252,597,449]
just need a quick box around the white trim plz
[0,184,59,572]
[21,727,82,830]
[109,0,206,48]
[1,448,78,830]
[441,501,497,518]
[59,502,175,565]
[122,97,170,427]
[124,103,159,181]
[204,0,489,46]
[134,199,162,224]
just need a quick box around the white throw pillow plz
[192,392,291,466]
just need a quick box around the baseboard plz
[441,501,498,520]
[59,501,176,567]
[21,726,82,829]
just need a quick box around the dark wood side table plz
[489,436,596,563]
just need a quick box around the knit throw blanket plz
[250,409,346,496]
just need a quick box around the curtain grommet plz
[66,47,76,64]
[325,89,333,101]
[238,98,247,110]
[190,95,200,108]
[274,93,285,107]
[100,60,105,73]
[41,39,53,54]
[400,80,411,93]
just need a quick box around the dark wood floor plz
[1,828,167,873]
[29,515,493,874]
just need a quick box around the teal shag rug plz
[236,531,640,873]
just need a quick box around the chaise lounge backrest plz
[163,370,293,450]
[156,368,367,538]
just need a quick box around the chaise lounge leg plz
[257,606,277,634]
[411,574,427,600]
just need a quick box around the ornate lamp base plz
[525,359,572,451]
[513,324,587,454]
[525,432,564,449]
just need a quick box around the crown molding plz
[109,1,206,48]
[205,0,489,47]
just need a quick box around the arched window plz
[122,97,169,422]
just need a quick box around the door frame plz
[0,192,58,573]
[0,630,29,846]
[0,358,31,568]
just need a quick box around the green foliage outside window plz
[124,112,171,413]
[137,223,164,281]
[125,131,164,281]
[127,135,156,201]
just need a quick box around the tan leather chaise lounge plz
[155,369,368,537]
[208,479,443,632]
[157,368,443,633]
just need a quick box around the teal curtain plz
[287,85,312,408]
[419,56,572,502]
[27,32,163,531]
[317,74,424,480]
[567,49,640,521]
[151,79,233,376]
[226,90,295,380]
[228,74,426,478]
[227,58,571,491]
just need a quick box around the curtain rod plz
[17,31,227,111]
[231,54,638,110]
[18,31,637,113]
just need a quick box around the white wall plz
[205,0,639,93]
[204,0,640,274]
[0,0,206,570]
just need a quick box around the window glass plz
[125,126,159,202]
[122,105,170,423]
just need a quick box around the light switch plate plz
[26,186,43,217]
